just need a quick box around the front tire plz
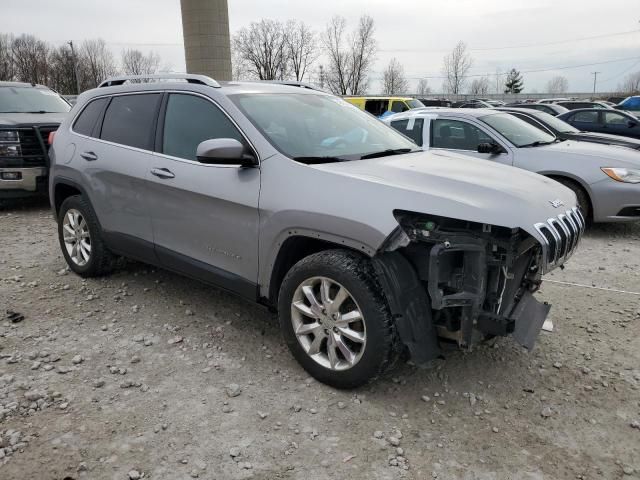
[555,178,591,222]
[278,250,399,389]
[58,195,115,277]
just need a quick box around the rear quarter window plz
[100,94,162,150]
[72,97,109,137]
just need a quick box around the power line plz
[372,56,640,81]
[598,59,640,84]
[378,29,640,53]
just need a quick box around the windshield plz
[406,99,424,109]
[479,113,556,147]
[0,86,70,113]
[529,111,579,133]
[230,93,417,160]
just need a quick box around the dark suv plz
[0,81,70,199]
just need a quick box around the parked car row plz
[41,74,593,388]
[384,107,640,223]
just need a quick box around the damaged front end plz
[373,209,584,365]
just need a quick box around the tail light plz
[48,131,56,145]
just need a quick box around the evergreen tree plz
[504,68,523,93]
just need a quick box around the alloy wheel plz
[290,276,366,371]
[62,208,92,267]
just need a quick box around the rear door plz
[82,92,160,262]
[146,92,260,297]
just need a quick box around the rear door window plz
[390,118,424,146]
[572,111,599,123]
[73,97,109,137]
[100,93,162,150]
[162,93,245,161]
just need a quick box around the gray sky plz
[2,0,639,93]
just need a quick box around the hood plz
[574,131,640,148]
[313,150,577,243]
[0,112,68,127]
[531,139,640,169]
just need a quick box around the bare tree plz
[285,20,317,82]
[617,71,640,94]
[322,16,350,94]
[80,39,117,89]
[442,41,472,95]
[47,44,77,94]
[469,76,490,95]
[349,15,376,95]
[382,58,408,95]
[546,75,569,94]
[0,34,15,81]
[322,15,377,95]
[121,49,160,76]
[416,78,431,96]
[233,19,288,80]
[11,34,50,84]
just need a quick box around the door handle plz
[80,151,98,161]
[150,167,175,179]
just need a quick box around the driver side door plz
[428,118,513,166]
[146,92,260,298]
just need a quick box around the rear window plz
[100,94,161,150]
[72,97,108,137]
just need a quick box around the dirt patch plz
[1,200,639,479]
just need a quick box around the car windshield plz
[406,99,424,109]
[230,93,417,161]
[479,113,556,147]
[530,111,579,133]
[0,86,71,113]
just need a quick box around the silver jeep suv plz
[49,74,583,388]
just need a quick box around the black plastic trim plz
[155,245,258,300]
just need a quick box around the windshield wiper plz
[520,140,557,148]
[359,148,418,159]
[292,156,351,165]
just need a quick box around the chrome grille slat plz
[534,208,584,273]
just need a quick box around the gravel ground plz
[1,199,639,480]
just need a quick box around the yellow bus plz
[343,96,424,117]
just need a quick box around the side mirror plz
[477,142,501,154]
[196,138,257,167]
[627,120,638,128]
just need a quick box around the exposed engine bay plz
[373,210,582,365]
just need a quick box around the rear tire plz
[278,249,399,389]
[58,195,115,277]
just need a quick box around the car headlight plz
[601,167,640,184]
[0,144,21,157]
[0,130,21,157]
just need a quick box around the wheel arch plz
[53,177,91,218]
[265,234,371,306]
[541,172,594,218]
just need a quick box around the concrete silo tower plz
[180,0,232,80]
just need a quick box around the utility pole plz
[319,65,325,89]
[67,41,81,95]
[591,71,600,96]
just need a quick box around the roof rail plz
[258,80,325,92]
[98,74,220,88]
